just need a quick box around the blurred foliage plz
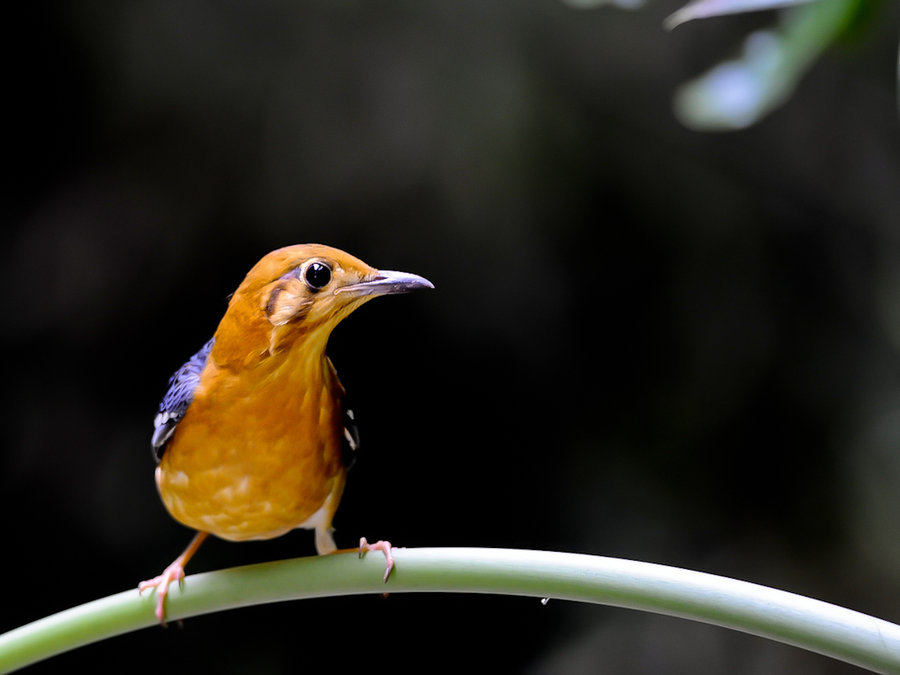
[674,0,866,129]
[667,0,890,130]
[578,0,890,130]
[665,0,820,27]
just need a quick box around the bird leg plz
[358,537,395,583]
[139,531,210,624]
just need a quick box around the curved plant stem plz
[1,548,898,673]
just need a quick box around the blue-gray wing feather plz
[151,337,215,462]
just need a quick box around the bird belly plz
[155,380,345,542]
[156,460,340,542]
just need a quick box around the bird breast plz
[155,352,346,541]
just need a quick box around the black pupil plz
[305,262,331,289]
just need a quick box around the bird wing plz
[151,337,215,461]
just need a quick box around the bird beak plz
[336,270,434,297]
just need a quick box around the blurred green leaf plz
[665,0,820,30]
[673,0,861,131]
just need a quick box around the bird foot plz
[138,562,185,625]
[358,537,395,583]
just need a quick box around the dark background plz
[4,1,899,673]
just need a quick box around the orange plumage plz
[140,244,432,622]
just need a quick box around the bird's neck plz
[275,329,335,387]
[213,300,336,369]
[202,330,338,409]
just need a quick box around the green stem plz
[1,548,898,673]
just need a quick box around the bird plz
[138,244,433,623]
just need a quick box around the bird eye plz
[304,262,332,290]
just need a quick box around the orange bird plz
[139,244,433,622]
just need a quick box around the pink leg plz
[139,531,209,625]
[358,537,395,583]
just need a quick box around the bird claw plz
[358,537,395,583]
[138,563,186,625]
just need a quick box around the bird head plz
[213,244,433,366]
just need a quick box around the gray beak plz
[337,270,434,297]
